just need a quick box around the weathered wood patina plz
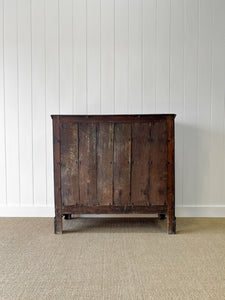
[52,114,176,234]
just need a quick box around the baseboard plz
[175,205,225,217]
[0,206,225,217]
[0,206,55,217]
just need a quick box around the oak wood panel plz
[113,123,131,205]
[149,120,168,205]
[131,122,151,206]
[79,123,97,206]
[97,123,114,205]
[60,122,79,206]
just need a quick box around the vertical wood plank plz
[73,0,87,114]
[18,0,33,206]
[113,123,131,206]
[87,0,100,114]
[115,0,128,113]
[4,0,20,205]
[167,116,176,234]
[149,120,168,205]
[210,0,225,205]
[52,116,62,233]
[0,0,7,205]
[61,123,79,206]
[59,0,73,113]
[101,0,114,113]
[155,0,170,113]
[131,123,151,206]
[97,123,114,205]
[46,0,59,206]
[128,0,142,113]
[183,0,198,206]
[196,0,212,205]
[143,0,157,113]
[32,0,46,206]
[170,0,184,206]
[79,123,97,205]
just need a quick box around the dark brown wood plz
[131,122,151,206]
[52,114,175,124]
[62,205,167,214]
[52,116,62,234]
[97,123,114,205]
[64,214,72,219]
[60,122,79,206]
[79,123,97,206]
[167,116,176,234]
[51,114,176,234]
[149,120,168,205]
[158,214,166,220]
[113,123,131,206]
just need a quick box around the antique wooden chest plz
[52,114,176,234]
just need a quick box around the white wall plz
[0,0,225,217]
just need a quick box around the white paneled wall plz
[0,0,225,217]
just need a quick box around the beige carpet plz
[0,217,225,300]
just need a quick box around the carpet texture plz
[0,217,225,300]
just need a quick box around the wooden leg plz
[54,215,63,234]
[64,214,72,220]
[159,213,166,220]
[168,213,176,234]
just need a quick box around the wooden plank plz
[46,0,60,206]
[143,0,157,113]
[4,0,20,205]
[87,0,100,113]
[32,0,46,206]
[60,122,79,206]
[113,123,131,205]
[210,0,225,205]
[97,123,114,205]
[170,0,184,206]
[73,0,87,113]
[18,0,33,206]
[155,0,170,113]
[196,0,212,205]
[0,0,6,206]
[128,0,142,113]
[115,0,129,113]
[149,120,168,205]
[55,114,171,124]
[62,205,167,215]
[52,116,62,234]
[59,0,73,113]
[79,123,97,206]
[167,117,176,234]
[183,0,198,206]
[101,0,114,113]
[131,123,151,206]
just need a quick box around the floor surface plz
[0,217,225,299]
